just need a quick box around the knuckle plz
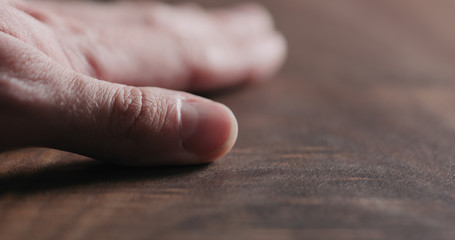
[108,87,175,142]
[110,87,147,140]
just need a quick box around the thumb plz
[53,78,238,165]
[2,51,237,166]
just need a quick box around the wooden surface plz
[2,0,455,239]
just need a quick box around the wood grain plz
[2,0,455,239]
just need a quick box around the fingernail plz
[180,100,238,159]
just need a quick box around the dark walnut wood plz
[2,0,455,239]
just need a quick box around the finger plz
[0,33,238,165]
[18,1,287,92]
[27,1,274,33]
[212,2,276,38]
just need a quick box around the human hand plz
[0,0,286,165]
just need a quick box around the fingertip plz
[206,103,238,161]
[180,99,238,163]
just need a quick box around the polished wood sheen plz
[2,0,455,239]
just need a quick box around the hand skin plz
[0,0,286,165]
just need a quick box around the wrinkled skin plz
[0,0,286,165]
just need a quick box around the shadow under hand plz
[0,150,208,195]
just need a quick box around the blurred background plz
[171,0,455,85]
